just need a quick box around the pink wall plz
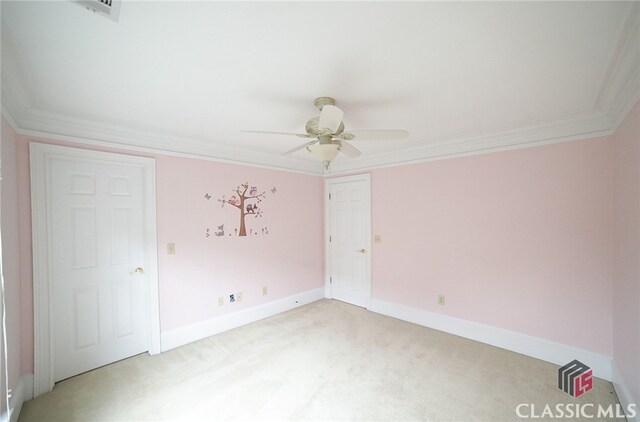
[12,135,324,374]
[1,117,22,412]
[155,155,324,331]
[5,106,636,389]
[612,99,640,403]
[371,137,613,355]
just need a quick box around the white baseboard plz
[161,288,325,352]
[1,373,34,422]
[370,298,613,381]
[612,361,639,422]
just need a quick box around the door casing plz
[30,142,161,397]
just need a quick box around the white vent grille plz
[74,0,121,22]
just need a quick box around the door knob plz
[357,248,366,254]
[132,267,144,274]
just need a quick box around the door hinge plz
[329,193,331,200]
[329,235,332,242]
[330,277,332,284]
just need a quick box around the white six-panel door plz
[31,143,160,394]
[50,157,150,381]
[326,174,371,308]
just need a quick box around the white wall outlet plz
[167,243,176,255]
[374,234,382,243]
[437,295,445,306]
[262,286,268,296]
[236,292,242,302]
[217,297,224,307]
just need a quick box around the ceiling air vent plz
[74,0,121,22]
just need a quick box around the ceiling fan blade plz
[338,140,361,157]
[243,130,311,138]
[282,140,317,156]
[339,130,409,141]
[318,105,344,133]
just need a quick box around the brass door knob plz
[357,248,366,254]
[133,267,144,274]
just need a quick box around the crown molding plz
[327,108,613,174]
[1,104,20,131]
[3,99,622,177]
[9,108,324,175]
[594,1,640,131]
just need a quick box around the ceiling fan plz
[246,97,409,170]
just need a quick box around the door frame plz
[324,173,372,309]
[30,142,161,397]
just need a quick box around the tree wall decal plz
[217,182,266,237]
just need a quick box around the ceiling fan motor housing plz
[313,96,336,110]
[305,116,345,137]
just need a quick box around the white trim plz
[0,106,19,133]
[1,373,34,422]
[326,117,614,175]
[2,91,637,178]
[3,93,632,178]
[3,105,617,177]
[143,160,161,356]
[11,110,323,175]
[30,144,52,398]
[612,362,639,422]
[370,298,613,381]
[161,288,324,351]
[30,143,161,397]
[324,174,372,309]
[596,2,640,131]
[323,181,332,300]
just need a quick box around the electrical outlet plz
[167,243,176,255]
[437,295,445,306]
[236,292,242,302]
[262,286,268,296]
[374,234,382,243]
[217,297,224,307]
[230,294,235,303]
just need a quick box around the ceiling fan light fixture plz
[307,143,341,169]
[248,97,408,171]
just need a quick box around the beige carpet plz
[19,299,623,421]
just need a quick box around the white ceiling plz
[2,1,639,175]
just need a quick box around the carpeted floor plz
[19,299,623,421]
